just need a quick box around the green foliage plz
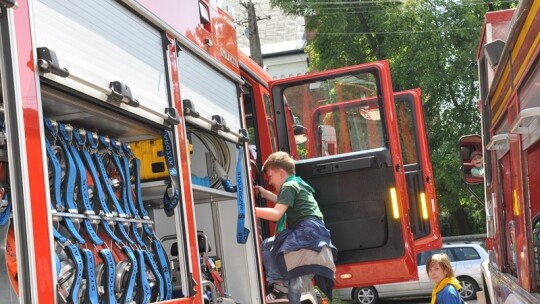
[269,0,518,235]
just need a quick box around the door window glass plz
[281,72,385,159]
[395,98,419,165]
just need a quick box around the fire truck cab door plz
[394,90,441,253]
[268,61,418,287]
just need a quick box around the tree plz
[270,0,517,235]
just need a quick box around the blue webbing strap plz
[0,193,10,226]
[132,158,155,237]
[136,249,152,303]
[236,147,249,244]
[53,228,68,244]
[89,134,135,246]
[81,248,99,304]
[58,123,103,246]
[112,140,139,217]
[110,140,145,247]
[95,135,128,218]
[99,249,116,304]
[161,130,180,211]
[45,138,88,244]
[74,130,123,244]
[127,149,169,300]
[65,244,84,304]
[118,246,138,304]
[143,250,165,302]
[153,239,173,299]
[43,120,85,244]
[124,142,172,300]
[55,124,79,214]
[55,253,61,276]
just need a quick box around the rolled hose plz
[188,128,230,189]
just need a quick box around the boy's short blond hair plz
[262,151,295,175]
[426,253,455,277]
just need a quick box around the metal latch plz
[37,47,69,78]
[211,115,229,133]
[183,99,200,118]
[238,128,249,143]
[108,81,139,107]
[165,107,181,126]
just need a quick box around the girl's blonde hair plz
[426,253,455,277]
[262,151,295,175]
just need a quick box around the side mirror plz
[458,134,484,185]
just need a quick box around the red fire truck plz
[459,0,540,303]
[0,1,440,303]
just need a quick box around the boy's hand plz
[253,185,265,198]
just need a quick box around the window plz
[450,247,481,261]
[395,98,418,165]
[418,246,481,264]
[199,1,211,32]
[281,71,384,159]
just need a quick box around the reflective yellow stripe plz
[513,189,520,216]
[390,187,400,219]
[420,192,429,219]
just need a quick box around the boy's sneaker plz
[266,284,289,303]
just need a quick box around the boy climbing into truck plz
[254,151,336,304]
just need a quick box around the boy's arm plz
[255,203,288,222]
[254,185,278,202]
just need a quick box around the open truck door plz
[268,61,418,288]
[394,89,441,253]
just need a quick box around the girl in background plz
[427,253,463,304]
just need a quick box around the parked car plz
[336,242,488,304]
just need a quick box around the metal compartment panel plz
[177,49,242,133]
[33,0,168,120]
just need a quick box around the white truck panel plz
[177,49,242,134]
[33,0,169,121]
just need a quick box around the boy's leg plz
[287,275,314,304]
[262,236,284,285]
[262,236,289,303]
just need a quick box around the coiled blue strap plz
[161,130,180,211]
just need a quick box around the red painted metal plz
[14,0,55,301]
[398,89,441,253]
[475,2,540,302]
[167,33,203,304]
[136,0,240,73]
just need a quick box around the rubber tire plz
[353,286,379,304]
[458,276,479,301]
